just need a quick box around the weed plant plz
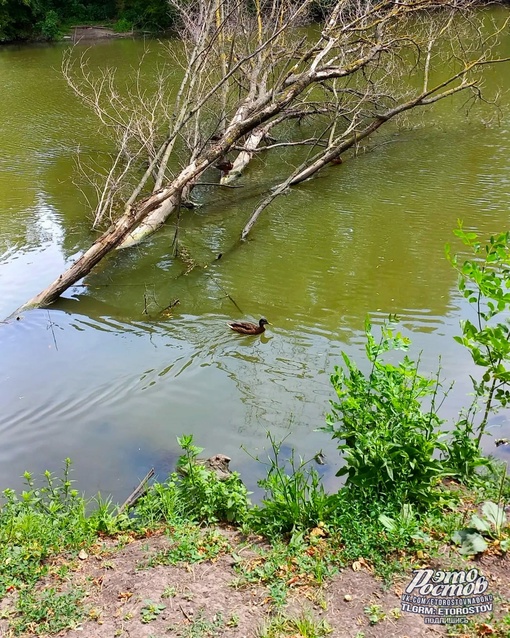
[134,435,249,528]
[446,225,510,483]
[9,586,85,635]
[0,459,116,597]
[257,612,332,638]
[173,435,249,524]
[175,608,227,638]
[327,494,425,578]
[234,531,340,607]
[247,433,331,538]
[322,318,448,509]
[142,526,231,567]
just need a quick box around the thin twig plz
[46,311,59,352]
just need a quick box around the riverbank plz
[0,518,509,638]
[65,25,131,42]
[1,434,510,638]
[0,24,146,46]
[2,229,510,635]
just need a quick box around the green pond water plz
[1,23,510,502]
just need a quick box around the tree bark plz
[241,78,479,239]
[19,160,207,310]
[117,185,191,249]
[220,126,267,185]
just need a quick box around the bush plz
[446,224,510,482]
[38,10,60,40]
[161,435,249,525]
[113,18,133,33]
[0,460,100,595]
[322,319,447,508]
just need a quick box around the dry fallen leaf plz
[118,591,133,600]
[286,576,302,586]
[352,557,372,572]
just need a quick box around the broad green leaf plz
[469,514,492,533]
[482,501,506,529]
[452,529,488,555]
[378,514,396,532]
[411,530,431,542]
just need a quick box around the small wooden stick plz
[118,468,155,514]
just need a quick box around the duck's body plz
[215,159,234,174]
[228,317,270,335]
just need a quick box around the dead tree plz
[16,0,510,313]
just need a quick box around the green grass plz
[232,531,340,607]
[0,455,507,635]
[176,609,227,637]
[257,612,332,638]
[8,586,86,636]
[0,461,119,598]
[141,525,231,568]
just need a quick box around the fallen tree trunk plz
[117,184,192,249]
[220,124,271,185]
[11,0,509,316]
[14,69,333,311]
[18,38,389,311]
[18,159,209,311]
[220,109,324,185]
[241,76,480,240]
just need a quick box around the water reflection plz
[0,32,509,502]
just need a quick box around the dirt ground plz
[66,26,128,43]
[3,528,507,638]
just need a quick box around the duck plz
[215,159,234,174]
[228,317,270,335]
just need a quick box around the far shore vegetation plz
[0,0,175,43]
[2,0,509,44]
[0,0,334,43]
[2,226,510,636]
